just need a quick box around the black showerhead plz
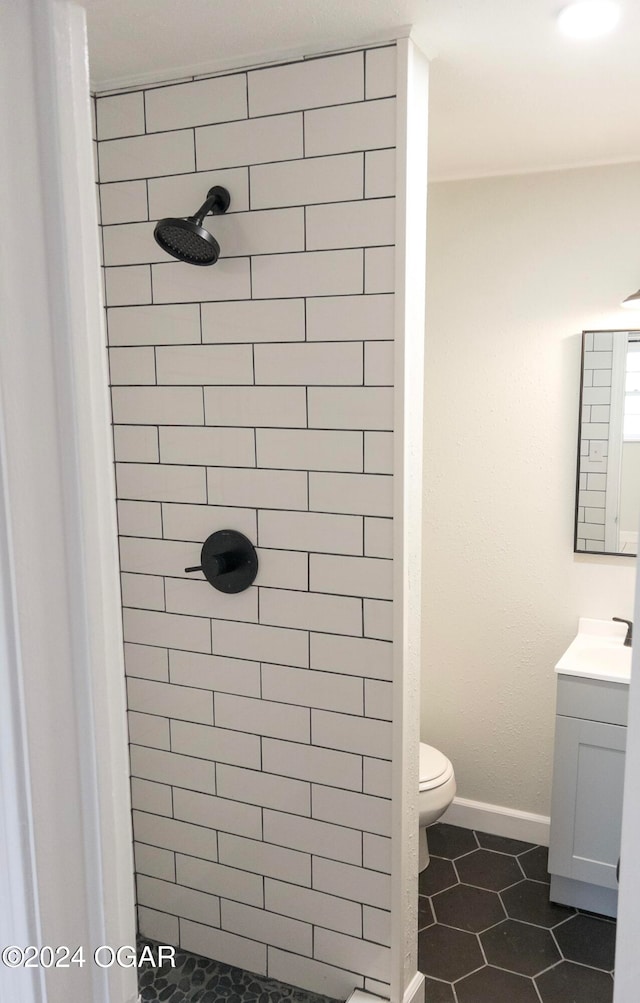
[154,185,230,266]
[155,218,221,265]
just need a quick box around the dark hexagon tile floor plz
[418,924,484,982]
[481,919,560,976]
[137,936,341,1003]
[424,976,456,1002]
[553,913,616,972]
[535,961,614,1003]
[419,894,436,930]
[502,879,575,928]
[418,822,617,1002]
[419,855,459,896]
[476,831,535,856]
[432,883,505,933]
[456,965,540,1003]
[455,848,523,892]
[426,822,478,859]
[519,844,550,883]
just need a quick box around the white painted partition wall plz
[0,3,137,1003]
[614,547,640,1002]
[390,39,429,1003]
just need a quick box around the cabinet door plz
[549,716,626,890]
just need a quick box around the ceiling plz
[82,0,640,181]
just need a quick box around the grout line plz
[130,713,392,758]
[133,800,390,848]
[117,459,391,485]
[139,882,367,941]
[535,958,564,981]
[99,190,394,228]
[243,71,250,120]
[124,621,391,651]
[532,975,545,1003]
[95,44,394,98]
[100,144,395,184]
[102,240,394,264]
[475,929,488,967]
[105,292,393,310]
[101,92,393,133]
[362,50,367,103]
[127,670,390,717]
[110,383,392,394]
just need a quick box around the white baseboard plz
[441,796,550,847]
[347,992,388,1003]
[346,971,424,1003]
[402,971,425,1003]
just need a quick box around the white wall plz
[0,4,136,1003]
[621,442,640,533]
[422,162,639,818]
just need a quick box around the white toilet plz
[418,742,456,871]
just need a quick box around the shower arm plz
[190,188,229,225]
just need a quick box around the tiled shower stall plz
[93,41,426,1001]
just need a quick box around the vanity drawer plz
[556,674,628,726]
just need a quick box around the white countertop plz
[555,617,632,684]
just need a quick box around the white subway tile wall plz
[97,45,396,996]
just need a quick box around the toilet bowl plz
[418,743,456,871]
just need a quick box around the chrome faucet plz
[613,617,633,647]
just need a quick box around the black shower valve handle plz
[184,530,259,594]
[184,552,234,578]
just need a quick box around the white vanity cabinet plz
[548,670,628,918]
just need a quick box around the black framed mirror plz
[575,330,640,556]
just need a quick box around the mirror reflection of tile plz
[575,330,640,557]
